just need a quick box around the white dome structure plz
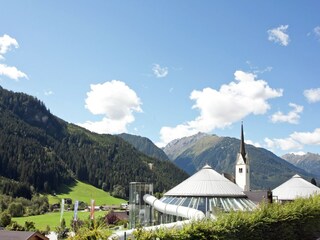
[165,164,246,197]
[160,165,255,213]
[273,174,320,202]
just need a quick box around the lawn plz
[12,210,107,231]
[47,180,126,206]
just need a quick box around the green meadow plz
[12,180,126,231]
[47,180,126,206]
[12,210,107,231]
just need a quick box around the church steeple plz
[240,122,247,163]
[235,122,250,191]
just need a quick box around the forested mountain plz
[163,133,317,190]
[282,152,320,177]
[0,86,188,199]
[118,133,169,161]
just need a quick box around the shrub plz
[134,195,320,240]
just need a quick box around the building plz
[143,164,256,226]
[0,231,48,240]
[272,174,320,202]
[235,122,250,191]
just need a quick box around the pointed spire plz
[240,122,247,163]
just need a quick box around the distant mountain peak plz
[166,132,208,148]
[282,152,320,177]
[163,132,209,160]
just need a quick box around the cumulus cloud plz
[267,25,290,46]
[0,34,28,80]
[264,128,320,152]
[264,137,302,151]
[152,64,168,78]
[78,80,142,134]
[0,34,19,58]
[270,103,303,124]
[44,90,54,96]
[245,139,261,148]
[304,88,320,103]
[158,70,283,146]
[314,26,320,39]
[0,64,28,80]
[290,128,320,145]
[290,151,306,156]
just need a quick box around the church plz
[128,123,256,228]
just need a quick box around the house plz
[0,230,49,240]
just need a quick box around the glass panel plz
[181,197,192,207]
[197,197,206,212]
[190,197,199,209]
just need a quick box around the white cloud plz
[267,25,290,46]
[290,128,320,145]
[78,80,142,134]
[264,137,302,151]
[264,128,320,152]
[314,26,320,39]
[0,34,19,58]
[152,64,168,78]
[304,88,320,103]
[270,103,303,124]
[290,151,306,156]
[245,139,261,148]
[0,34,28,81]
[0,64,28,80]
[158,70,283,146]
[44,90,54,96]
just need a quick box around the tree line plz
[0,86,188,198]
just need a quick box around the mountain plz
[282,153,320,177]
[163,133,317,190]
[163,132,208,160]
[0,86,188,198]
[118,133,169,161]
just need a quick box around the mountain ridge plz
[0,86,188,198]
[282,152,320,177]
[163,132,317,190]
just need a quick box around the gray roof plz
[164,165,246,197]
[273,174,320,201]
[0,230,48,240]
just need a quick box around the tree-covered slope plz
[165,133,316,190]
[118,133,169,161]
[0,86,188,198]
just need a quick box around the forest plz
[0,86,188,198]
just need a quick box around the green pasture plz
[12,210,107,231]
[47,180,126,206]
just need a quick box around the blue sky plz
[0,1,320,156]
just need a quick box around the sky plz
[0,1,320,157]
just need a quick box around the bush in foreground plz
[134,195,320,240]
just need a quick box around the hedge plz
[134,195,320,240]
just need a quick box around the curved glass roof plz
[160,196,256,212]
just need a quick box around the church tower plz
[235,123,250,191]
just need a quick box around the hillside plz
[0,86,188,198]
[48,180,125,206]
[282,152,320,177]
[118,133,169,161]
[163,133,317,190]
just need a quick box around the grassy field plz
[12,210,107,231]
[47,180,126,206]
[12,180,126,231]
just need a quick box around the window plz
[239,168,243,173]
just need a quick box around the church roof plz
[164,165,246,197]
[272,174,320,201]
[240,122,247,163]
